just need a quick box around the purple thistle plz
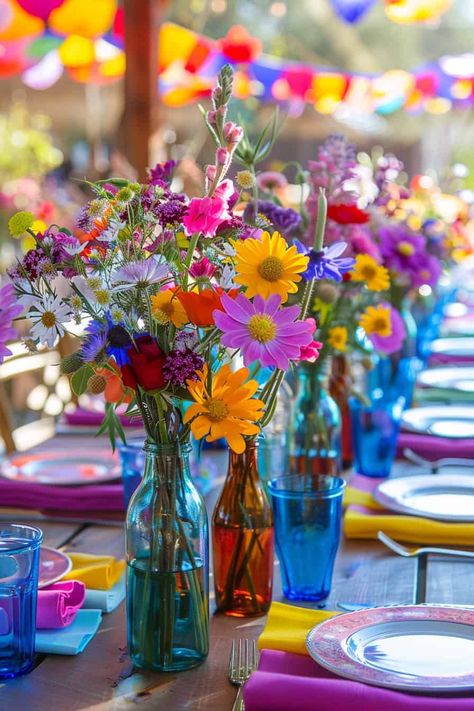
[154,199,188,226]
[163,348,204,386]
[294,240,355,282]
[76,206,92,231]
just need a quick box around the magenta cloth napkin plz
[243,650,474,711]
[37,581,86,629]
[397,432,474,460]
[64,408,138,428]
[0,480,125,512]
[429,353,474,366]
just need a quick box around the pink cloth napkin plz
[0,480,125,512]
[64,408,139,428]
[243,649,474,711]
[397,432,474,460]
[37,581,86,629]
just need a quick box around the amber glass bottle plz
[212,439,274,617]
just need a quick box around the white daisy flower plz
[96,217,126,243]
[29,295,71,348]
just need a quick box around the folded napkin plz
[344,474,474,545]
[397,432,474,460]
[62,553,125,590]
[35,609,102,655]
[429,353,474,366]
[258,602,335,656]
[83,573,126,612]
[37,581,85,629]
[64,407,138,428]
[0,480,125,512]
[244,649,474,711]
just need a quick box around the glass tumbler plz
[350,396,404,478]
[268,475,345,602]
[118,439,145,508]
[0,523,43,679]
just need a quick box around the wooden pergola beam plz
[123,0,168,180]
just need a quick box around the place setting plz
[1,7,474,708]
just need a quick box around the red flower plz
[121,336,166,392]
[327,203,370,225]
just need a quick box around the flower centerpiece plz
[6,66,323,652]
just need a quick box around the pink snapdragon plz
[223,121,244,148]
[182,196,229,238]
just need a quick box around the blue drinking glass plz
[350,396,403,478]
[0,523,43,679]
[118,440,145,508]
[268,475,345,602]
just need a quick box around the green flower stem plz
[313,188,327,252]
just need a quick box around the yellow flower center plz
[361,264,377,280]
[87,277,101,290]
[94,289,110,306]
[397,241,415,257]
[207,399,229,422]
[247,314,277,343]
[70,295,82,311]
[374,317,389,332]
[257,256,285,282]
[41,311,56,328]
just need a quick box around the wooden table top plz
[2,439,474,710]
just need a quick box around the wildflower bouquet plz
[7,65,324,651]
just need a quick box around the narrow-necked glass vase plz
[125,440,209,672]
[290,361,342,477]
[212,439,274,617]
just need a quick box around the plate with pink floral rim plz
[0,450,120,485]
[306,605,474,692]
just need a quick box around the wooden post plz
[123,0,167,180]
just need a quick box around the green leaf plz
[71,364,94,396]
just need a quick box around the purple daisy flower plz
[0,283,23,363]
[294,240,355,282]
[369,303,406,355]
[244,201,302,238]
[379,225,424,275]
[214,292,314,371]
[111,258,168,289]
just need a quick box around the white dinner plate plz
[306,605,474,692]
[401,405,474,438]
[39,546,72,588]
[374,473,474,521]
[431,337,474,358]
[0,450,121,485]
[418,366,474,393]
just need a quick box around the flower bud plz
[216,147,228,166]
[87,374,107,394]
[223,121,244,146]
[206,165,217,182]
[207,110,218,125]
[317,283,339,304]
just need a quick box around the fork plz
[228,639,258,711]
[403,448,474,473]
[377,531,474,559]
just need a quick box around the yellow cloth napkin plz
[344,507,474,546]
[62,553,125,590]
[258,602,338,656]
[344,486,383,511]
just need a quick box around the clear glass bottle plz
[329,353,353,470]
[212,439,274,617]
[290,362,342,476]
[126,440,209,671]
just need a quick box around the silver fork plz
[228,639,258,711]
[403,448,474,473]
[377,531,474,559]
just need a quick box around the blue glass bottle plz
[125,441,209,672]
[290,362,342,476]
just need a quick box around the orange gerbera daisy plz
[177,288,237,327]
[184,364,264,453]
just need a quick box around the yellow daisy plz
[350,254,390,291]
[150,289,188,327]
[328,326,348,352]
[184,364,264,453]
[359,305,392,337]
[234,231,309,303]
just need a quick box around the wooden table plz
[3,442,474,710]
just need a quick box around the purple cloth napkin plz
[64,408,138,428]
[243,650,474,711]
[37,581,86,629]
[429,353,474,366]
[397,432,474,460]
[0,480,125,512]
